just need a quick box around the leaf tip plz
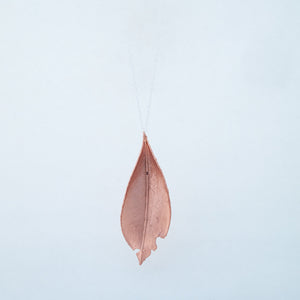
[143,131,147,142]
[136,249,151,265]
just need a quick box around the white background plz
[0,1,299,299]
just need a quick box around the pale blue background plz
[0,1,299,299]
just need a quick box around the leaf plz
[121,132,171,265]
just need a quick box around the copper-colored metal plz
[121,132,171,265]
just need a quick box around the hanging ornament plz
[121,12,171,264]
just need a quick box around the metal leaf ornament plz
[121,132,171,265]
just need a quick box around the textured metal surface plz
[121,133,171,265]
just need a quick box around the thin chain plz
[129,49,159,133]
[129,50,144,131]
[145,48,159,132]
[129,4,162,134]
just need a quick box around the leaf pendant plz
[121,132,171,265]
